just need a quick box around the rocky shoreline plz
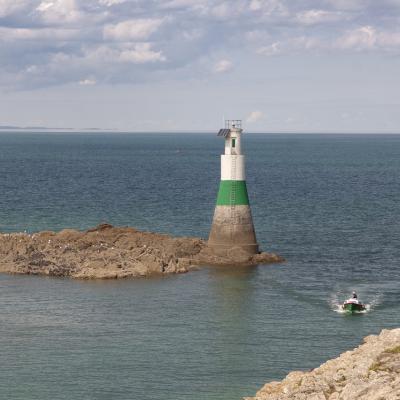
[0,224,283,279]
[245,328,400,400]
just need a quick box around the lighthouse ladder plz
[230,155,237,233]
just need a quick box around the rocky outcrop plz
[0,224,283,279]
[245,328,400,400]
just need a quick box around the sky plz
[0,0,399,132]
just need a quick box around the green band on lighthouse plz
[216,180,250,206]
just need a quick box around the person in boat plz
[346,292,359,304]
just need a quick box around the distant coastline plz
[0,125,112,132]
[1,125,400,135]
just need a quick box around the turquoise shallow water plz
[0,133,400,399]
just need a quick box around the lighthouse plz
[208,120,259,256]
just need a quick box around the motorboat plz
[342,293,366,313]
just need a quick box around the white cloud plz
[79,78,96,85]
[104,19,164,41]
[296,9,346,25]
[210,3,230,18]
[0,27,78,41]
[214,59,233,73]
[257,36,322,56]
[291,36,322,50]
[36,0,82,23]
[255,25,400,56]
[246,111,263,123]
[181,28,204,41]
[337,26,400,51]
[210,2,239,19]
[2,0,400,91]
[257,42,281,56]
[249,0,288,17]
[0,0,30,17]
[99,0,127,6]
[161,0,205,8]
[83,46,115,63]
[37,2,53,12]
[337,26,377,49]
[119,43,166,63]
[249,0,262,11]
[26,65,39,74]
[84,43,166,64]
[325,0,366,11]
[379,31,400,47]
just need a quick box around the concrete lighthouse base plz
[208,205,259,256]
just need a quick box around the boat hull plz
[342,302,366,313]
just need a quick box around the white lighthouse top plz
[217,120,243,156]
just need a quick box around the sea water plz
[0,132,399,399]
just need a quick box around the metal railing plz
[225,120,242,129]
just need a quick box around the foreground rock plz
[0,224,283,279]
[245,328,400,400]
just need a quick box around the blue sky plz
[0,0,399,132]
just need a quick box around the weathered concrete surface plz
[208,205,259,255]
[245,328,400,400]
[0,224,283,279]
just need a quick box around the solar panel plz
[217,128,230,137]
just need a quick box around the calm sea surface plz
[0,132,399,399]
